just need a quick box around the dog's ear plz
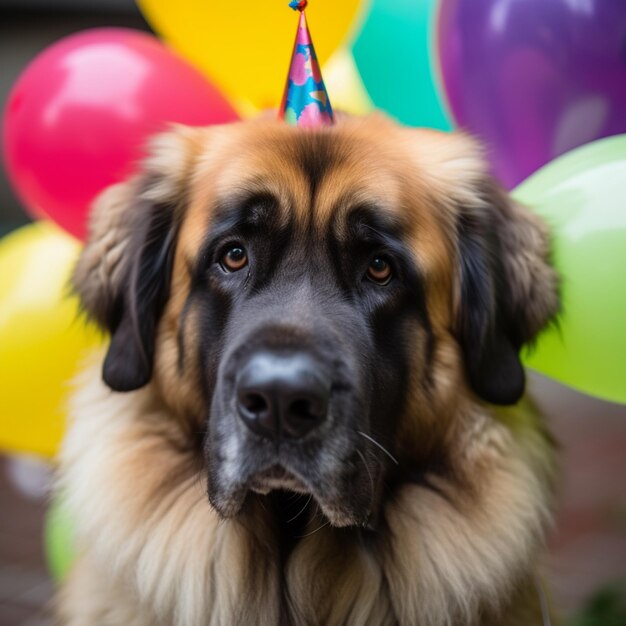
[454,182,560,405]
[404,127,559,405]
[73,128,199,391]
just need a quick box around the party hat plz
[279,1,334,127]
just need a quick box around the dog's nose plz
[236,352,330,440]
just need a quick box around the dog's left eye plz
[366,256,393,285]
[221,245,248,272]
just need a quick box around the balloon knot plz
[289,1,308,12]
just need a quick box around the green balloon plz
[44,495,75,582]
[352,0,452,130]
[514,135,626,405]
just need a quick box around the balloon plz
[3,28,238,240]
[352,0,452,130]
[514,135,626,405]
[136,0,363,112]
[438,0,626,189]
[323,49,374,117]
[45,496,75,582]
[0,222,103,458]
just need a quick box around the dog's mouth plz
[208,449,377,528]
[248,464,309,495]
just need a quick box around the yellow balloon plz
[0,222,103,458]
[323,48,374,116]
[136,0,366,111]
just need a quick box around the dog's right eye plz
[366,255,393,285]
[221,245,248,272]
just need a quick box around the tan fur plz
[58,114,559,625]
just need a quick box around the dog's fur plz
[57,114,559,625]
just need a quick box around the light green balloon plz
[514,134,626,405]
[44,496,75,582]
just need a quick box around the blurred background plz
[0,0,626,626]
[0,3,151,626]
[0,0,149,237]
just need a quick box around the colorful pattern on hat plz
[279,1,334,127]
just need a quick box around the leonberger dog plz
[57,113,559,625]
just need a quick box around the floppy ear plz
[73,129,198,391]
[404,127,559,405]
[455,182,560,405]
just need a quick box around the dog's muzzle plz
[207,318,377,527]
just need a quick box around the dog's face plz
[74,115,558,527]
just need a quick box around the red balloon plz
[3,28,238,240]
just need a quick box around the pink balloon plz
[3,28,238,240]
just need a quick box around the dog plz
[56,113,560,625]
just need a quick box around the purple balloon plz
[438,0,626,189]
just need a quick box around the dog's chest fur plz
[57,365,555,626]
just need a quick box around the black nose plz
[236,351,330,440]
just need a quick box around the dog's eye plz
[366,256,393,285]
[221,245,248,272]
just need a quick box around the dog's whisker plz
[286,493,312,524]
[302,502,321,528]
[357,431,399,465]
[297,518,330,539]
[362,445,380,466]
[356,449,375,498]
[251,493,269,514]
[287,490,302,502]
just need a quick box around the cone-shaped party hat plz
[279,1,334,127]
